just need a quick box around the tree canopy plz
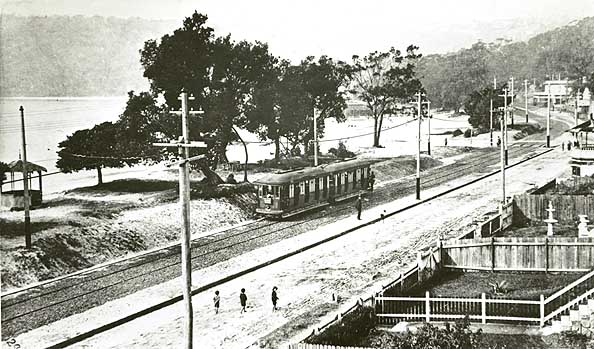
[349,46,423,147]
[56,122,129,185]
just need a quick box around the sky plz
[2,0,594,61]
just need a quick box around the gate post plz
[425,291,431,322]
[481,293,486,324]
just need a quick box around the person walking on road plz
[355,194,362,220]
[213,290,220,314]
[240,288,247,313]
[271,286,279,311]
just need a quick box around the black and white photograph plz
[1,0,594,348]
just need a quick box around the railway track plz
[1,142,546,341]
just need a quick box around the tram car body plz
[254,158,375,218]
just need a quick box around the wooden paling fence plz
[514,178,594,223]
[442,237,594,272]
[456,200,512,240]
[375,269,594,326]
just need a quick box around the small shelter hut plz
[0,160,47,209]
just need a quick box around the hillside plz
[418,16,594,111]
[0,15,176,97]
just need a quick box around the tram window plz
[274,186,280,198]
[289,184,294,198]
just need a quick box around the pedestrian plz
[444,138,448,147]
[562,142,565,151]
[355,194,362,220]
[497,136,502,147]
[568,141,572,151]
[271,286,279,311]
[213,290,220,314]
[240,288,247,313]
[368,171,375,191]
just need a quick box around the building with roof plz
[0,159,47,209]
[533,79,572,106]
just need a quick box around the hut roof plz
[7,159,47,173]
[567,120,594,134]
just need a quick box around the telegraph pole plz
[313,109,319,166]
[500,89,507,203]
[490,76,496,147]
[427,100,431,156]
[546,81,551,148]
[416,92,423,200]
[20,106,32,249]
[575,91,581,126]
[524,79,529,123]
[499,89,509,165]
[153,91,206,349]
[510,76,515,127]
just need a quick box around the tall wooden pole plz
[427,101,431,156]
[490,99,494,147]
[313,109,318,166]
[501,89,507,203]
[180,92,193,349]
[524,79,529,123]
[547,82,551,148]
[575,92,580,126]
[510,76,515,127]
[416,92,422,200]
[20,106,31,249]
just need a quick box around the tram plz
[254,158,375,218]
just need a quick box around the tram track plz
[1,143,547,341]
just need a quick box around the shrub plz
[452,129,463,137]
[328,141,356,159]
[464,129,472,138]
[370,317,483,349]
[306,306,376,346]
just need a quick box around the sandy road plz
[8,145,572,349]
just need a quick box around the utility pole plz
[500,89,507,203]
[575,91,581,126]
[490,98,494,147]
[153,91,206,349]
[524,79,529,123]
[416,91,424,200]
[499,89,509,165]
[313,109,319,166]
[510,76,515,127]
[427,100,431,156]
[20,106,31,249]
[546,81,551,148]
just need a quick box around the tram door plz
[304,181,310,203]
[329,175,336,199]
[294,183,300,206]
[336,173,342,194]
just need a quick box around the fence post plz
[540,294,545,327]
[426,291,431,322]
[481,293,486,324]
[491,237,495,272]
[544,237,549,274]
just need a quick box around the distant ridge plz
[0,15,176,97]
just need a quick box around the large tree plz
[464,85,511,130]
[140,12,281,183]
[56,122,130,185]
[349,46,422,147]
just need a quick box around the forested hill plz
[418,16,594,112]
[0,15,176,97]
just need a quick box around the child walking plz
[240,288,247,313]
[271,286,279,311]
[213,290,220,314]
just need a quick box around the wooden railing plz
[375,292,541,325]
[543,269,594,324]
[376,269,594,327]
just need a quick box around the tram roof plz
[254,158,376,185]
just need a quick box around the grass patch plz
[0,218,64,239]
[409,271,584,300]
[500,225,578,238]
